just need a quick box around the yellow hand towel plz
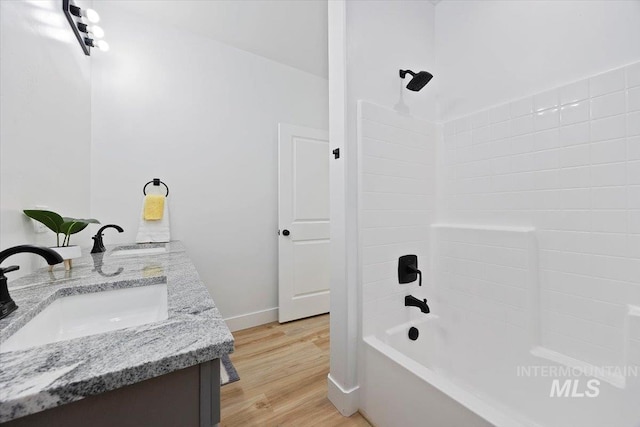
[143,194,165,220]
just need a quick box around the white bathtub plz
[360,315,640,427]
[357,103,640,426]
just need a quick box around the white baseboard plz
[327,373,359,416]
[224,307,279,332]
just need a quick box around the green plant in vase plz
[23,210,100,270]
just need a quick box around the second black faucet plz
[91,224,124,253]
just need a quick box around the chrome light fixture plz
[63,0,108,56]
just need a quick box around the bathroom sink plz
[110,243,167,257]
[0,283,168,353]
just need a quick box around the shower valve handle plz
[398,254,422,286]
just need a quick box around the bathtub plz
[356,103,640,426]
[359,315,640,427]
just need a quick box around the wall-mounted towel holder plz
[143,179,169,197]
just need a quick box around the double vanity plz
[0,242,234,427]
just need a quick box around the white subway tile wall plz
[359,101,436,337]
[432,225,536,379]
[441,62,640,367]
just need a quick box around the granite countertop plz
[0,241,234,423]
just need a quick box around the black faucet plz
[0,245,63,320]
[405,295,430,314]
[91,224,124,253]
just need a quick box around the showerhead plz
[399,69,433,91]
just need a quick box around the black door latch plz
[332,148,340,159]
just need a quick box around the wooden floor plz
[221,314,371,427]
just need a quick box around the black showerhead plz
[399,69,433,92]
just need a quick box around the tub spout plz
[405,294,430,314]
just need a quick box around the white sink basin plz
[110,244,167,257]
[0,284,168,353]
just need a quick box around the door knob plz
[282,229,290,236]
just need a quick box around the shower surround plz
[358,61,640,427]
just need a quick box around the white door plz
[278,123,330,323]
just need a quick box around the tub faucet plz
[91,224,124,253]
[405,295,430,314]
[0,245,63,320]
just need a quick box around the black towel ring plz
[143,178,169,197]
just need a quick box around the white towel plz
[136,196,171,243]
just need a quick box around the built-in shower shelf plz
[431,223,535,233]
[531,346,626,389]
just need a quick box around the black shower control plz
[398,254,422,286]
[408,327,419,341]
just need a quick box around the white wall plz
[90,3,328,323]
[328,0,436,415]
[347,0,437,122]
[109,0,329,79]
[435,0,640,369]
[440,61,640,370]
[359,101,436,337]
[436,0,640,122]
[0,0,92,276]
[352,0,640,422]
